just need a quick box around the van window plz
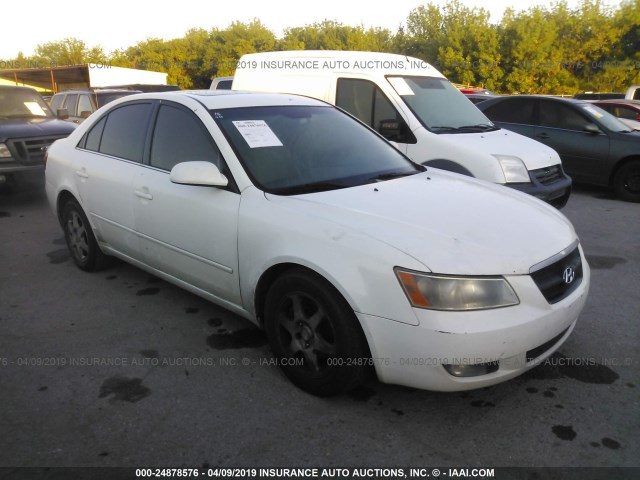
[336,78,413,143]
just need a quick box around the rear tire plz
[613,160,640,202]
[264,268,371,396]
[61,199,111,271]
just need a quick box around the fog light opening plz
[443,361,500,378]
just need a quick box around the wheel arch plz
[56,189,80,225]
[609,155,640,187]
[253,262,356,327]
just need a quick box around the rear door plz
[74,101,154,258]
[480,97,537,138]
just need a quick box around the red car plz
[592,99,640,122]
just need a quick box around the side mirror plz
[57,108,69,120]
[170,161,228,187]
[80,111,92,119]
[584,123,601,135]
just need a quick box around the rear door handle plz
[134,189,153,201]
[536,133,550,139]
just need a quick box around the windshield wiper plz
[273,182,348,195]
[431,124,498,133]
[365,171,419,184]
[430,126,459,132]
[457,124,498,131]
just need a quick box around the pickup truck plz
[0,85,76,185]
[626,86,640,100]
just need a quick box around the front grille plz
[531,165,563,185]
[531,247,582,304]
[7,136,65,165]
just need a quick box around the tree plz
[208,20,277,77]
[279,20,393,52]
[32,38,108,67]
[403,1,503,89]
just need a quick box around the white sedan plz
[45,91,590,396]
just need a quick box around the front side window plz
[63,94,78,116]
[212,105,422,195]
[150,103,223,172]
[336,78,414,143]
[50,95,64,113]
[539,101,590,131]
[87,103,153,162]
[390,76,497,133]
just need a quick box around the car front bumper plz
[357,253,590,392]
[508,165,572,209]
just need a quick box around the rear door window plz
[82,102,153,162]
[483,98,535,125]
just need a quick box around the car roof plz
[592,99,640,106]
[122,90,330,109]
[480,95,585,105]
[53,89,140,95]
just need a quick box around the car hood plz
[0,117,76,141]
[267,171,576,275]
[440,128,561,170]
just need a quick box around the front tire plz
[61,199,111,271]
[264,269,371,396]
[613,160,640,202]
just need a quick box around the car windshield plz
[388,76,498,133]
[578,103,633,132]
[0,89,53,118]
[212,105,422,194]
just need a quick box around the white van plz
[232,51,572,207]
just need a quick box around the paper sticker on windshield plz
[583,106,603,119]
[388,77,415,96]
[232,120,283,148]
[24,102,46,116]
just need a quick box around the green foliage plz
[279,20,394,52]
[404,1,503,89]
[2,1,638,93]
[31,38,108,67]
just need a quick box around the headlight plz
[493,155,530,183]
[395,268,520,311]
[0,143,12,158]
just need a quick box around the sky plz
[0,0,625,60]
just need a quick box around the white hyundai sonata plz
[45,90,590,396]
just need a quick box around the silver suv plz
[50,89,140,124]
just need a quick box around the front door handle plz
[134,189,153,201]
[536,133,550,139]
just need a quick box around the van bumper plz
[509,165,572,209]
